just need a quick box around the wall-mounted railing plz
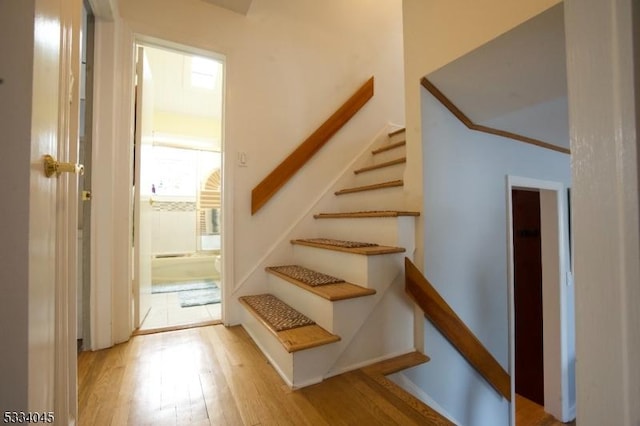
[421,77,570,155]
[404,257,511,401]
[251,77,374,215]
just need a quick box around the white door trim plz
[55,0,82,422]
[506,175,574,423]
[129,35,230,327]
[90,18,136,349]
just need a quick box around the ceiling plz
[144,45,223,120]
[87,0,253,19]
[426,4,568,150]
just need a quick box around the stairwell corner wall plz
[89,0,405,345]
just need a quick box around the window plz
[190,56,219,90]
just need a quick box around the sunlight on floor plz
[139,292,221,330]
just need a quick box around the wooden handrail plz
[420,77,570,155]
[251,77,374,214]
[404,257,511,401]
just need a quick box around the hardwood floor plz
[78,325,444,425]
[516,394,576,426]
[78,324,573,425]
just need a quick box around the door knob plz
[44,154,84,178]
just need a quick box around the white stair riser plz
[370,145,406,163]
[241,305,341,389]
[267,274,335,332]
[292,245,405,290]
[327,277,416,377]
[353,163,405,186]
[333,187,405,211]
[267,272,388,340]
[312,216,415,248]
[331,296,380,341]
[241,309,294,385]
[292,245,368,284]
[388,132,406,144]
[291,344,341,388]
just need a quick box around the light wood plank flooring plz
[139,292,221,331]
[78,324,573,425]
[78,325,441,425]
[516,394,576,426]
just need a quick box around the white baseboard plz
[388,372,461,425]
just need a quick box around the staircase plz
[239,128,420,388]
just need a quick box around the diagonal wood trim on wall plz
[421,77,570,155]
[251,77,375,215]
[405,257,512,401]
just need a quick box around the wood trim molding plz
[251,77,375,214]
[420,77,570,155]
[404,257,512,401]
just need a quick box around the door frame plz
[56,0,82,421]
[130,35,230,328]
[506,176,574,423]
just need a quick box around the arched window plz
[198,169,221,235]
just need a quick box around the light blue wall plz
[403,88,572,425]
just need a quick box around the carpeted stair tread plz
[388,127,406,137]
[291,238,405,256]
[267,265,345,286]
[296,238,379,248]
[239,294,340,352]
[353,157,406,174]
[335,179,403,195]
[239,294,315,331]
[313,210,420,219]
[372,140,406,155]
[266,266,376,301]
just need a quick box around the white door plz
[133,46,154,328]
[0,0,80,421]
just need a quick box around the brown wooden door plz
[512,189,544,406]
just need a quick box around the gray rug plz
[179,285,221,307]
[152,280,215,294]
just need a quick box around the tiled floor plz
[139,291,221,331]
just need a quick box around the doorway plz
[78,0,95,351]
[507,176,575,424]
[512,189,544,406]
[132,43,225,333]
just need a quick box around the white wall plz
[400,0,561,287]
[89,0,405,339]
[565,0,640,423]
[400,88,571,425]
[151,209,197,254]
